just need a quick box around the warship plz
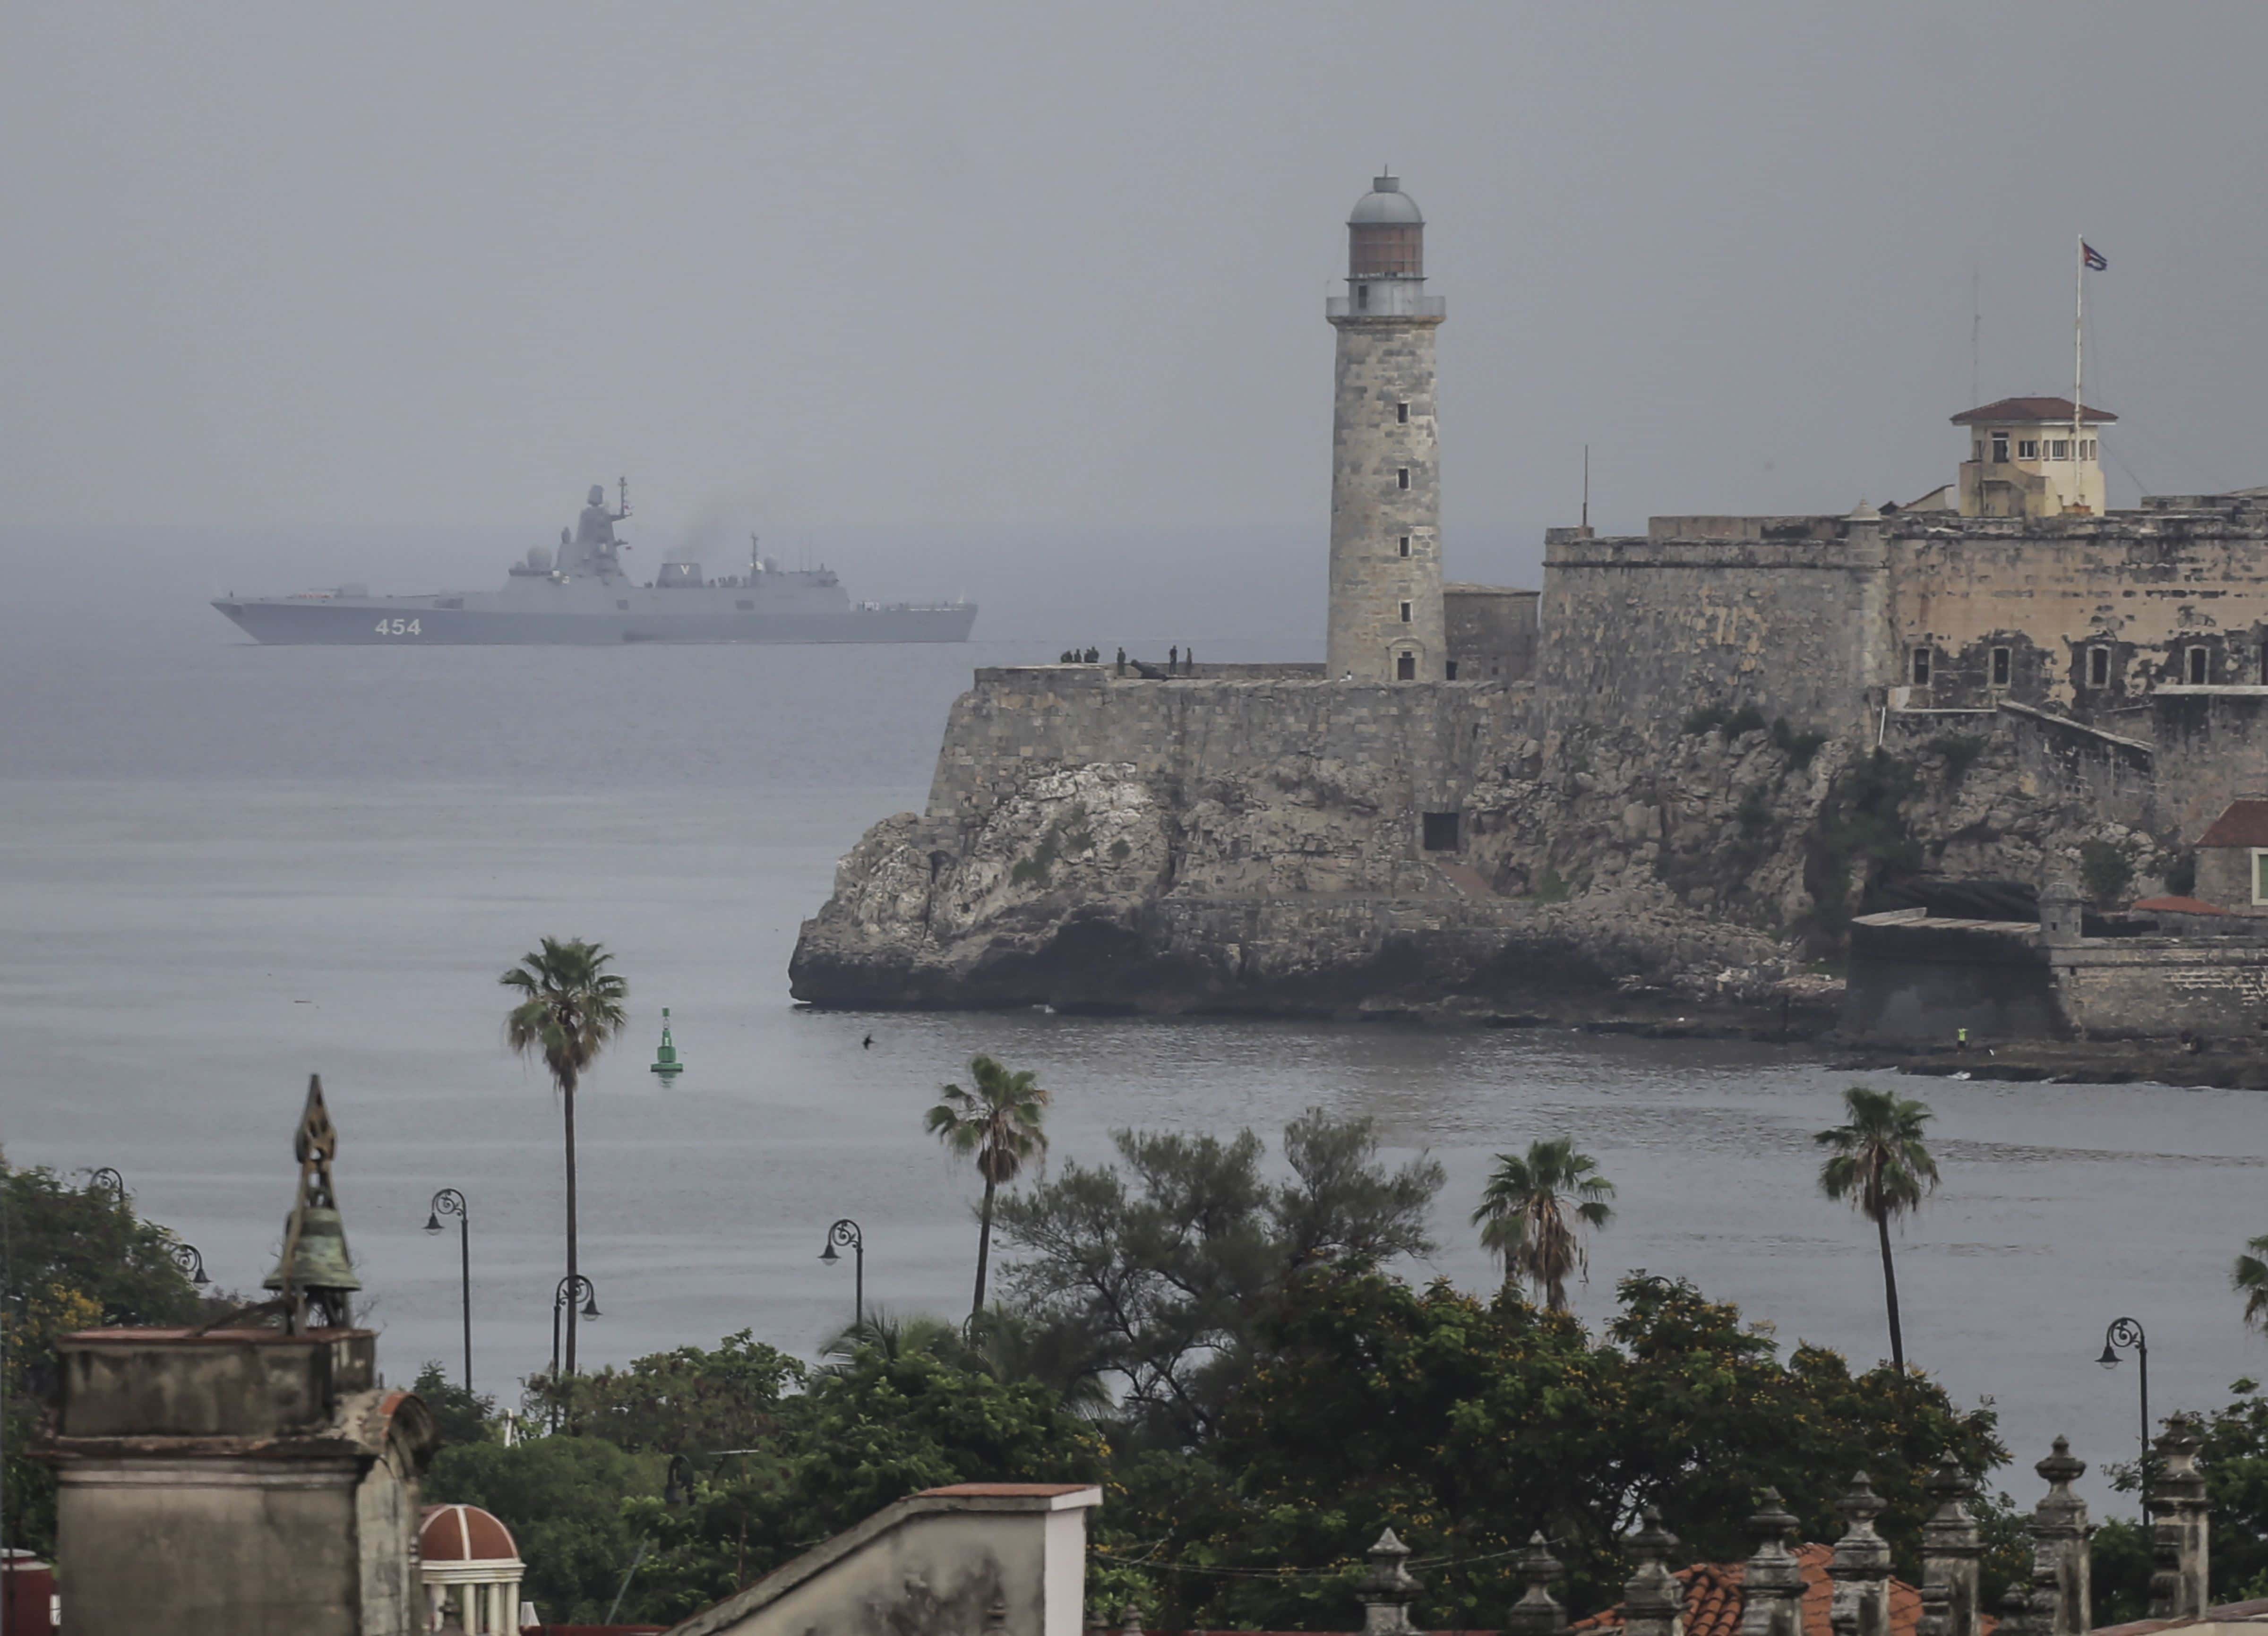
[213,482,977,645]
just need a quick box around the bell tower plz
[1327,173,1446,682]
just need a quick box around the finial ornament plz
[1360,1528,1421,1636]
[1507,1532,1567,1636]
[1624,1509,1685,1636]
[262,1074,361,1331]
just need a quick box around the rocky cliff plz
[789,668,2179,1021]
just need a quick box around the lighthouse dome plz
[1349,174,1424,225]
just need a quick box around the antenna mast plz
[1582,444,1590,531]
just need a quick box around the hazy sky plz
[9,1,2268,557]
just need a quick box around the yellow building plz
[1953,395,2114,517]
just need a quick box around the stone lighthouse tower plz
[1327,173,1446,683]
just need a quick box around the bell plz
[264,1205,362,1304]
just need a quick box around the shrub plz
[1770,717,1830,770]
[1724,703,1769,738]
[1683,704,1728,736]
[1738,784,1776,838]
[1926,733,1987,782]
[2165,850,2199,898]
[2080,839,2135,908]
[1532,867,1572,904]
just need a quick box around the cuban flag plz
[2083,242,2109,271]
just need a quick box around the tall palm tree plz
[1816,1085,1938,1376]
[501,937,627,1376]
[2234,1237,2268,1332]
[926,1055,1050,1319]
[1470,1138,1615,1311]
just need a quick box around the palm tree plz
[926,1055,1050,1319]
[1816,1085,1939,1376]
[1470,1138,1615,1310]
[501,937,627,1376]
[2234,1237,2268,1331]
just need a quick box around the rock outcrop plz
[789,668,2183,1021]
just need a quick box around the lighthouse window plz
[2088,646,2111,688]
[1400,601,1413,623]
[1398,468,1410,490]
[1911,647,1931,686]
[1397,402,1409,424]
[1398,536,1411,557]
[2189,646,2210,685]
[1397,651,1417,681]
[2051,438,2071,460]
[1991,646,2011,687]
[2018,439,2040,460]
[1357,283,1370,311]
[1992,433,2010,463]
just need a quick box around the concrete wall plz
[1841,918,2060,1043]
[1888,509,2268,715]
[1327,314,1445,682]
[927,669,1532,875]
[2052,939,2268,1040]
[672,1484,1099,1636]
[46,1329,436,1636]
[1443,584,1537,682]
[1538,522,1891,737]
[2149,689,2268,842]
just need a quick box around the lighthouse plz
[1326,173,1446,683]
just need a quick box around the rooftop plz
[2199,799,2268,848]
[1570,1543,1940,1636]
[1951,396,2118,426]
[1349,173,1424,226]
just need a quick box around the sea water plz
[0,526,2259,1514]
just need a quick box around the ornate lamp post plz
[550,1275,601,1380]
[819,1219,865,1332]
[424,1188,472,1392]
[2097,1316,2150,1506]
[169,1242,208,1286]
[84,1168,126,1202]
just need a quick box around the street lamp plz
[84,1168,126,1202]
[2098,1316,2150,1507]
[169,1242,209,1286]
[424,1188,472,1393]
[820,1219,865,1333]
[550,1275,601,1379]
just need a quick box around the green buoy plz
[649,1008,685,1080]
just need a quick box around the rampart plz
[928,667,1532,843]
[1538,521,1891,737]
[1888,505,2268,712]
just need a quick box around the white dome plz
[1349,174,1424,226]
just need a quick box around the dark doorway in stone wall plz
[1397,652,1416,680]
[1423,812,1461,851]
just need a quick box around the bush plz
[1770,718,1830,770]
[2166,850,2199,898]
[2080,839,2135,908]
[1724,703,1769,737]
[1927,734,1987,782]
[1531,866,1572,904]
[1683,704,1727,736]
[1738,784,1776,839]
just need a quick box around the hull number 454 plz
[375,618,421,636]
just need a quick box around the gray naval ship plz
[213,482,977,645]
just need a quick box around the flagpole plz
[2073,233,2085,511]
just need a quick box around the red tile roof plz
[1951,396,2117,425]
[2132,896,2230,917]
[2199,800,2268,848]
[1568,1545,1949,1636]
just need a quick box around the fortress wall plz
[2150,690,2268,842]
[1538,528,1891,737]
[1889,515,2268,713]
[925,669,1535,849]
[1443,585,1538,682]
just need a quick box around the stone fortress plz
[791,174,2268,1043]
